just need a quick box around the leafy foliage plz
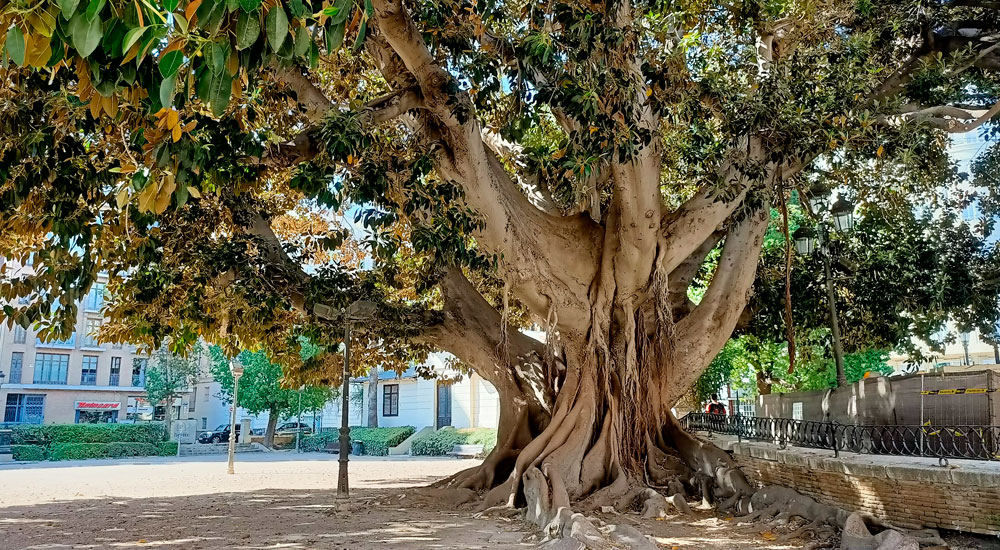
[299,425,414,454]
[144,346,201,413]
[208,346,334,420]
[410,427,497,456]
[11,422,167,444]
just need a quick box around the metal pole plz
[920,374,925,457]
[337,322,351,499]
[296,386,302,453]
[227,374,240,475]
[822,230,847,388]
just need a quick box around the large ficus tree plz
[2,0,999,538]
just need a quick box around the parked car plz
[198,424,240,444]
[276,422,312,435]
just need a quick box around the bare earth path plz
[0,453,812,549]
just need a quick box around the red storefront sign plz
[75,401,122,410]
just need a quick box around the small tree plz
[209,347,334,448]
[144,347,200,440]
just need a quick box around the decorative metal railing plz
[682,413,1000,461]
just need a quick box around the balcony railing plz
[682,413,1000,461]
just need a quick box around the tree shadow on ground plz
[0,488,531,549]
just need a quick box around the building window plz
[201,417,207,430]
[109,357,121,386]
[190,387,197,412]
[131,358,148,387]
[13,326,26,344]
[81,356,98,385]
[85,283,106,311]
[383,384,399,416]
[33,353,69,384]
[83,318,102,348]
[9,352,23,384]
[37,332,75,348]
[4,394,44,424]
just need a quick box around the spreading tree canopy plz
[2,0,1000,532]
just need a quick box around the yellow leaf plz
[90,98,102,119]
[187,186,202,199]
[761,531,777,541]
[226,49,239,76]
[122,43,140,65]
[166,109,179,129]
[185,0,203,23]
[154,173,177,214]
[137,180,159,212]
[645,87,652,97]
[171,124,182,142]
[876,145,884,157]
[182,120,197,132]
[116,187,130,209]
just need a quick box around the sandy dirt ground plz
[0,453,995,549]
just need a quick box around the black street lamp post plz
[794,189,856,388]
[314,299,376,500]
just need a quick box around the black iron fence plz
[683,413,1000,461]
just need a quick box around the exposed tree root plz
[740,485,945,550]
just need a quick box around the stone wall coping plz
[707,434,1000,488]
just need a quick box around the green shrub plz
[411,427,497,456]
[300,432,338,452]
[157,441,178,456]
[299,426,415,455]
[11,444,45,461]
[11,423,167,445]
[47,442,165,461]
[350,426,415,456]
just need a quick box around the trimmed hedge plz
[299,426,415,455]
[351,426,415,455]
[11,423,167,445]
[47,442,177,461]
[410,427,497,456]
[11,444,45,461]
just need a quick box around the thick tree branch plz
[880,99,1000,132]
[370,0,603,334]
[668,206,770,389]
[420,268,555,416]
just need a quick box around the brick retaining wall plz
[723,440,1000,535]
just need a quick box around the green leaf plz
[327,20,345,51]
[205,42,226,75]
[308,40,318,70]
[207,71,233,117]
[265,5,288,52]
[58,0,81,20]
[288,0,306,18]
[159,75,176,109]
[293,25,309,57]
[163,0,179,11]
[5,26,25,67]
[69,14,103,57]
[226,0,239,13]
[159,49,183,78]
[330,0,351,24]
[352,18,366,53]
[84,0,106,21]
[235,10,260,50]
[239,0,260,12]
[46,33,65,66]
[122,26,147,55]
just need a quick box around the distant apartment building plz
[0,264,191,425]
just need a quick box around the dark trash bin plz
[351,440,364,455]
